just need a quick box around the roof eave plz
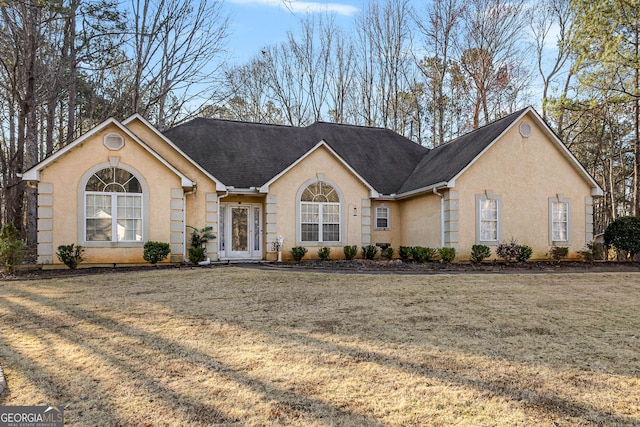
[395,181,453,200]
[259,140,380,197]
[123,114,227,191]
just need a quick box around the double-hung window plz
[375,206,390,229]
[549,197,570,243]
[85,167,143,242]
[476,192,502,244]
[300,181,340,243]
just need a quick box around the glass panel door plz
[230,206,249,257]
[220,203,262,259]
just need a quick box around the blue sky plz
[224,0,362,64]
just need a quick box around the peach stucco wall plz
[267,145,372,261]
[452,112,593,260]
[35,111,596,265]
[398,193,442,249]
[38,122,188,265]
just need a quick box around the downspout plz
[183,184,197,262]
[217,190,230,258]
[433,188,445,247]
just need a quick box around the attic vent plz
[104,132,124,150]
[519,122,532,138]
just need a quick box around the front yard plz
[0,267,639,426]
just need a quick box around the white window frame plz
[296,178,344,246]
[85,192,143,242]
[375,206,390,230]
[549,196,571,244]
[476,192,502,245]
[300,202,341,243]
[79,163,148,248]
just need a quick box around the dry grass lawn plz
[0,267,639,426]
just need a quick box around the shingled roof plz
[162,108,528,196]
[398,108,528,194]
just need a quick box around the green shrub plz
[290,246,308,262]
[516,245,533,263]
[187,225,215,264]
[470,244,491,263]
[56,243,84,270]
[438,247,456,263]
[549,246,569,262]
[188,247,207,264]
[361,245,378,260]
[496,238,520,262]
[384,246,394,259]
[398,246,412,262]
[317,246,331,261]
[343,245,358,260]
[143,241,171,264]
[578,244,594,263]
[187,225,215,248]
[604,216,640,259]
[0,223,26,273]
[411,246,437,263]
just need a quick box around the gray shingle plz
[398,108,528,194]
[163,109,528,195]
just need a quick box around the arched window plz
[300,181,340,242]
[85,167,143,242]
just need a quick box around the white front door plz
[219,203,262,259]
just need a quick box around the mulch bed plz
[2,259,640,281]
[267,259,640,274]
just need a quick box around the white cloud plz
[229,0,359,16]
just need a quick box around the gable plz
[397,107,603,197]
[23,119,195,188]
[162,118,428,194]
[260,140,379,197]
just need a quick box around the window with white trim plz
[85,167,143,242]
[300,181,340,242]
[549,197,570,243]
[476,192,502,244]
[375,206,390,229]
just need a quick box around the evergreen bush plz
[143,241,171,264]
[470,244,491,263]
[56,243,85,270]
[317,246,331,261]
[438,247,456,263]
[361,245,378,260]
[398,246,412,262]
[603,216,640,259]
[290,246,308,262]
[0,223,26,273]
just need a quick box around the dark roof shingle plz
[162,108,528,195]
[398,108,527,194]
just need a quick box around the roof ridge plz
[309,121,396,131]
[169,117,297,131]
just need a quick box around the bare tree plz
[530,0,574,123]
[127,0,229,129]
[416,0,464,146]
[456,0,529,128]
[0,0,44,242]
[353,0,414,132]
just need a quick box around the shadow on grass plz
[0,287,387,426]
[269,328,639,426]
[2,278,638,425]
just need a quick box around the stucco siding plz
[454,114,592,260]
[40,123,185,265]
[370,201,402,254]
[268,146,371,260]
[399,193,442,249]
